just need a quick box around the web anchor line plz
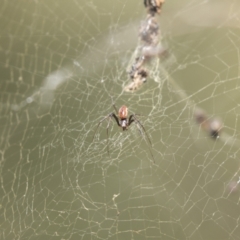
[124,0,166,92]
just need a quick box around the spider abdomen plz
[118,105,128,119]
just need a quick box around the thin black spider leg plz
[111,113,121,127]
[129,113,144,125]
[112,104,119,116]
[106,113,121,156]
[129,114,142,135]
[130,114,155,163]
[92,113,119,141]
[106,117,111,156]
[129,115,152,146]
[92,115,110,143]
[110,95,118,115]
[92,112,121,156]
[128,114,134,125]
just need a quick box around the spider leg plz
[92,113,120,156]
[112,104,119,116]
[111,113,121,127]
[129,114,155,163]
[106,117,111,156]
[129,115,152,146]
[106,113,120,155]
[92,114,112,142]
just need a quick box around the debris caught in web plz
[124,0,166,92]
[194,108,223,139]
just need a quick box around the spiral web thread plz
[1,1,240,239]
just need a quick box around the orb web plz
[1,1,240,240]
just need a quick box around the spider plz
[92,105,155,163]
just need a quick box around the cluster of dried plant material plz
[124,0,165,93]
[144,0,165,15]
[194,108,223,139]
[139,15,159,46]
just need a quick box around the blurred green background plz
[1,1,240,239]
